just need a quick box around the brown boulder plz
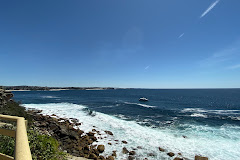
[87,132,95,136]
[98,155,106,160]
[122,147,129,154]
[90,136,97,141]
[195,155,208,160]
[112,151,117,157]
[129,151,136,155]
[106,156,114,160]
[147,153,155,157]
[159,147,165,152]
[89,153,98,160]
[167,152,175,157]
[105,130,113,135]
[69,130,79,140]
[128,156,134,160]
[97,145,105,153]
[174,158,183,160]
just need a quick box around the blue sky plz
[0,0,240,88]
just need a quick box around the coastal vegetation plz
[0,89,67,160]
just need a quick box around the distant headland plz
[2,86,117,91]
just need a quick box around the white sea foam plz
[124,102,156,108]
[182,108,240,115]
[41,96,60,99]
[190,113,208,118]
[23,103,240,160]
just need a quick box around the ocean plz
[13,89,240,160]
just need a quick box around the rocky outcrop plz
[28,111,113,159]
[0,88,14,107]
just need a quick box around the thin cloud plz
[145,66,150,70]
[227,64,240,70]
[199,47,239,67]
[200,0,220,18]
[178,33,185,39]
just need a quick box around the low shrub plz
[0,102,66,160]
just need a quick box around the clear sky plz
[0,0,240,88]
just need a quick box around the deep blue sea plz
[13,89,240,160]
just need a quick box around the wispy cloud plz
[178,33,185,39]
[200,0,220,18]
[199,46,239,67]
[227,64,240,70]
[144,66,150,70]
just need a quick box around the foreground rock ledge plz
[28,111,114,160]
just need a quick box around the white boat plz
[139,97,148,101]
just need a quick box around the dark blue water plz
[14,89,240,127]
[13,89,240,160]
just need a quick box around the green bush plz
[28,128,66,160]
[0,101,33,124]
[0,125,15,156]
[0,101,66,160]
[0,127,66,160]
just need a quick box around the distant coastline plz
[3,86,116,91]
[3,85,240,91]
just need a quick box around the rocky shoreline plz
[27,109,209,160]
[0,88,209,160]
[28,109,116,160]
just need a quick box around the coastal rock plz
[89,153,98,160]
[105,130,113,135]
[87,132,95,136]
[106,156,114,160]
[69,130,79,140]
[129,151,136,155]
[83,146,90,154]
[78,130,84,135]
[128,156,134,160]
[167,152,175,157]
[112,151,117,157]
[195,155,208,160]
[158,147,165,152]
[174,158,183,160]
[90,135,97,141]
[147,153,155,157]
[92,148,100,156]
[29,109,119,159]
[98,155,106,160]
[122,147,129,154]
[34,114,45,121]
[97,145,105,153]
[49,123,59,131]
[59,125,68,137]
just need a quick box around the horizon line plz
[2,85,240,90]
